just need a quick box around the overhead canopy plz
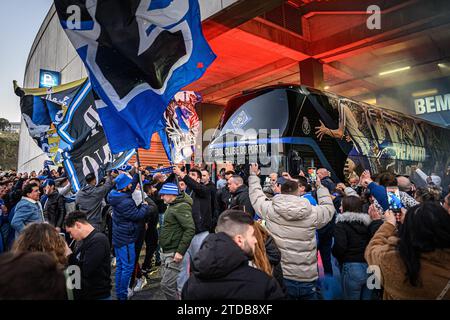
[185,0,450,118]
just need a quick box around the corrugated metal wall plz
[129,134,170,167]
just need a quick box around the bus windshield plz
[217,89,289,139]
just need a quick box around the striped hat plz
[159,183,179,195]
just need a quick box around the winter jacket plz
[248,174,335,282]
[76,176,113,229]
[181,232,285,300]
[143,196,159,226]
[365,222,450,300]
[265,235,285,291]
[332,212,382,265]
[318,176,341,213]
[204,181,219,231]
[43,191,66,229]
[148,182,167,214]
[68,230,111,300]
[11,197,44,237]
[159,192,195,255]
[321,176,336,193]
[216,186,231,214]
[182,175,212,234]
[108,190,150,249]
[229,185,255,217]
[4,189,22,213]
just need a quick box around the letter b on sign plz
[415,99,426,115]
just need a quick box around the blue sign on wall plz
[39,69,61,88]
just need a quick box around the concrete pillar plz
[299,58,324,90]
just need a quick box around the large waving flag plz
[14,79,87,161]
[14,79,135,192]
[54,0,216,153]
[159,91,201,163]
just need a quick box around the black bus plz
[205,85,450,183]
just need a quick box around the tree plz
[0,118,10,131]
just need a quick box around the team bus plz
[205,85,450,183]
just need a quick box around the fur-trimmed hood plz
[336,212,372,226]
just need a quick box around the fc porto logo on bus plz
[302,117,311,135]
[231,110,252,129]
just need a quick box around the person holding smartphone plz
[365,202,450,300]
[360,170,418,212]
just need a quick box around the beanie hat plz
[159,183,179,195]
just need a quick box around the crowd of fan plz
[0,163,449,300]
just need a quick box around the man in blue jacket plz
[11,183,44,238]
[108,173,150,300]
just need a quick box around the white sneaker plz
[133,277,148,292]
[127,287,134,299]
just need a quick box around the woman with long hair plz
[252,221,285,291]
[13,222,69,268]
[365,202,450,299]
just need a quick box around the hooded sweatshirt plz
[75,176,113,229]
[181,232,285,300]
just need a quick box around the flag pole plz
[135,148,146,202]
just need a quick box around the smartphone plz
[307,167,317,183]
[386,186,402,213]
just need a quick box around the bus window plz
[217,89,289,139]
[289,145,323,172]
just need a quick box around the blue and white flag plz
[160,91,201,163]
[15,78,135,192]
[55,0,216,153]
[118,163,133,172]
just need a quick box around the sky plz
[0,0,53,123]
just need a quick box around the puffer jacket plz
[159,192,195,256]
[108,190,150,249]
[248,174,335,282]
[333,212,381,265]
